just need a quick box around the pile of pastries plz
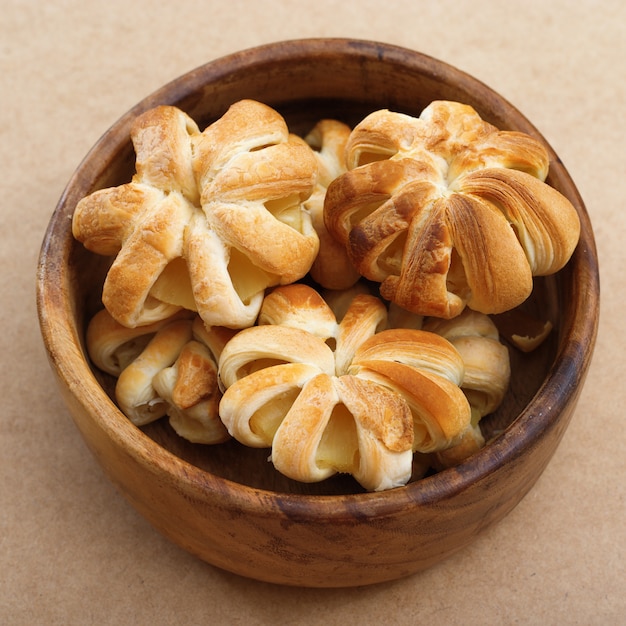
[73,99,580,491]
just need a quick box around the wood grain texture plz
[36,39,599,587]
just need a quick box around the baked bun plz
[87,309,233,444]
[73,100,320,329]
[424,309,511,418]
[324,100,581,318]
[303,120,361,290]
[218,284,473,491]
[424,309,511,468]
[86,307,195,377]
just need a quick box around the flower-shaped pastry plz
[73,100,320,329]
[324,100,581,318]
[87,309,235,443]
[423,309,511,468]
[302,119,361,290]
[218,284,472,491]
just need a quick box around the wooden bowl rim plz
[36,38,600,520]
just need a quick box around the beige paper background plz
[2,1,624,623]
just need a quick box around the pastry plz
[218,284,473,491]
[257,283,388,376]
[324,100,581,318]
[303,119,361,290]
[347,328,471,453]
[114,317,195,426]
[86,307,195,376]
[87,309,233,444]
[73,100,320,329]
[424,308,511,467]
[191,100,320,327]
[151,339,228,444]
[424,308,511,418]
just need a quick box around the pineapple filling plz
[150,257,197,311]
[249,388,301,442]
[316,403,360,473]
[446,247,470,301]
[264,194,303,231]
[228,247,278,304]
[377,231,406,276]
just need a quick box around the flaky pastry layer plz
[218,284,477,491]
[73,100,320,329]
[324,100,581,318]
[87,309,233,444]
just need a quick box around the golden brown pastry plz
[303,119,361,290]
[257,283,388,376]
[191,100,320,327]
[73,105,201,327]
[320,281,373,322]
[87,309,231,444]
[218,284,473,490]
[430,427,485,470]
[257,283,341,341]
[425,309,510,417]
[73,100,320,329]
[151,339,229,444]
[424,308,511,468]
[347,328,470,453]
[114,317,195,426]
[86,307,194,377]
[270,372,414,490]
[324,100,581,319]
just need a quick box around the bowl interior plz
[40,39,597,497]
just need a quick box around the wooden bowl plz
[36,39,599,587]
